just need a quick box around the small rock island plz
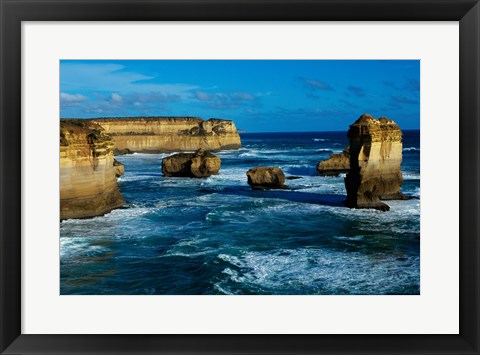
[162,149,221,178]
[246,167,288,190]
[316,147,350,176]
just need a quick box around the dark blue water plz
[60,130,420,295]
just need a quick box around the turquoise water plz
[60,131,420,295]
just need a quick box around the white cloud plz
[192,90,257,109]
[194,91,210,101]
[60,92,87,103]
[304,79,333,90]
[61,63,198,99]
[111,93,122,102]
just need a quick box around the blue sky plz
[60,60,420,132]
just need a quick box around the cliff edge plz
[60,120,125,220]
[91,117,242,154]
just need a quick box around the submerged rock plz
[316,147,350,176]
[345,114,408,211]
[162,148,221,178]
[246,167,287,190]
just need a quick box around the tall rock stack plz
[60,120,125,220]
[345,114,406,211]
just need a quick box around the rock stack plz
[246,167,287,190]
[344,114,407,211]
[162,149,221,178]
[316,147,350,176]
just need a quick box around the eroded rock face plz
[162,149,221,178]
[60,120,125,220]
[246,167,287,190]
[113,159,125,177]
[316,147,350,176]
[345,114,407,211]
[91,117,242,154]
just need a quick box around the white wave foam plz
[216,248,419,294]
[403,147,420,152]
[239,152,261,158]
[285,163,314,169]
[218,254,244,267]
[213,284,234,295]
[60,205,156,227]
[117,175,156,182]
[334,235,365,241]
[60,236,114,260]
[313,138,329,142]
[402,173,420,180]
[162,249,214,258]
[409,186,421,198]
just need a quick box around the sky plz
[60,60,420,132]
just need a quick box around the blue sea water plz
[60,130,420,295]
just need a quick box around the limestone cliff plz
[91,117,242,154]
[316,147,350,176]
[345,114,407,211]
[60,120,125,220]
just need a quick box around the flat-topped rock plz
[345,114,407,211]
[88,117,242,154]
[246,167,287,190]
[162,148,221,178]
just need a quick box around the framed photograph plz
[1,0,479,354]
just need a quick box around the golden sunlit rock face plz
[91,117,242,154]
[60,120,125,220]
[162,149,221,178]
[316,147,350,176]
[345,114,407,211]
[246,167,287,190]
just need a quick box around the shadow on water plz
[199,187,346,207]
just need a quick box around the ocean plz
[60,130,420,295]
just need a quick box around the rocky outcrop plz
[91,117,242,154]
[162,149,221,178]
[246,167,288,190]
[60,120,125,220]
[113,159,124,177]
[345,114,407,211]
[316,147,350,176]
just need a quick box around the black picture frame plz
[1,0,479,354]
